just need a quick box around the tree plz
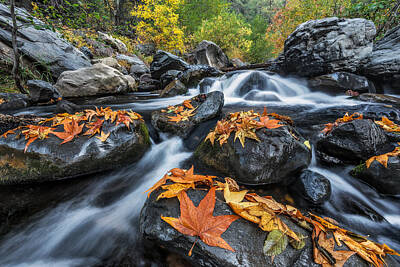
[10,0,27,94]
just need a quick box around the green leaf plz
[289,232,306,250]
[263,230,288,257]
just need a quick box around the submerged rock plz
[316,119,388,164]
[151,91,224,138]
[56,63,136,98]
[350,158,400,195]
[195,123,311,185]
[284,17,375,77]
[291,170,331,204]
[0,118,150,184]
[140,188,371,267]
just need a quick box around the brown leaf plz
[52,118,84,144]
[96,131,110,142]
[161,187,239,255]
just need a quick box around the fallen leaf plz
[304,140,311,150]
[263,230,288,257]
[52,118,84,144]
[96,131,110,142]
[183,100,194,109]
[157,183,194,200]
[84,119,103,136]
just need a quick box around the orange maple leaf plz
[52,118,84,144]
[84,118,103,137]
[183,100,194,109]
[161,187,239,256]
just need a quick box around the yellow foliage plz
[131,0,185,53]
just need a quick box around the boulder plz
[350,158,400,195]
[361,25,400,89]
[116,54,150,77]
[0,118,150,184]
[150,50,190,80]
[97,31,127,53]
[316,119,388,164]
[135,43,156,57]
[55,99,80,114]
[151,91,224,138]
[79,46,93,59]
[27,80,60,103]
[140,188,372,267]
[180,65,222,87]
[86,38,114,58]
[0,4,91,80]
[138,73,161,92]
[190,40,231,69]
[195,123,311,185]
[0,113,43,135]
[308,72,376,95]
[0,93,30,111]
[160,70,183,89]
[93,57,127,74]
[160,80,187,97]
[284,17,375,77]
[359,93,400,107]
[55,63,137,98]
[291,170,331,204]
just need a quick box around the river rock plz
[116,54,150,77]
[291,170,331,204]
[150,50,190,80]
[316,119,388,164]
[0,93,30,111]
[180,65,222,87]
[160,80,187,97]
[92,57,128,74]
[135,43,156,57]
[0,4,91,80]
[27,80,60,103]
[308,72,376,95]
[358,93,400,107]
[56,63,136,98]
[138,73,161,92]
[97,31,127,53]
[160,70,183,89]
[0,113,43,135]
[189,40,231,69]
[0,117,150,184]
[350,157,400,195]
[140,188,371,267]
[195,123,311,185]
[284,17,375,77]
[151,91,224,138]
[361,25,400,90]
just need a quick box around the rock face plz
[361,25,400,89]
[56,63,136,97]
[27,80,60,103]
[0,4,91,80]
[0,120,150,184]
[308,72,376,95]
[284,17,375,77]
[151,91,224,138]
[316,119,388,164]
[0,93,30,111]
[292,170,331,204]
[350,158,400,195]
[150,50,190,80]
[140,189,371,267]
[195,124,311,185]
[190,40,231,69]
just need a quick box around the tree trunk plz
[10,0,27,94]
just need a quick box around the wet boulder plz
[160,80,187,97]
[180,65,222,87]
[195,124,311,185]
[358,93,400,108]
[150,50,190,80]
[138,73,161,92]
[0,118,150,184]
[284,17,375,77]
[316,119,388,164]
[0,4,91,80]
[151,91,224,138]
[361,25,400,89]
[0,114,43,135]
[291,170,331,204]
[27,80,60,103]
[140,188,370,267]
[350,158,400,195]
[189,40,231,69]
[308,72,376,95]
[0,93,30,111]
[56,63,137,98]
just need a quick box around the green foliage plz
[246,15,273,63]
[229,0,285,22]
[193,11,252,61]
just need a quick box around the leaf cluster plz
[162,99,197,123]
[321,112,363,135]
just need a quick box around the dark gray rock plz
[27,80,60,103]
[0,4,91,80]
[116,54,150,77]
[292,170,331,204]
[350,157,400,195]
[138,73,161,92]
[140,188,372,267]
[308,72,376,95]
[284,17,375,77]
[79,46,93,59]
[189,40,231,69]
[150,50,189,80]
[86,38,114,58]
[316,119,388,164]
[361,25,400,89]
[0,113,43,135]
[55,99,79,114]
[160,80,187,97]
[160,70,183,89]
[135,43,156,57]
[0,93,30,111]
[359,93,400,107]
[195,123,311,185]
[181,65,222,87]
[151,91,224,138]
[0,118,150,184]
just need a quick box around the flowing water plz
[1,70,399,266]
